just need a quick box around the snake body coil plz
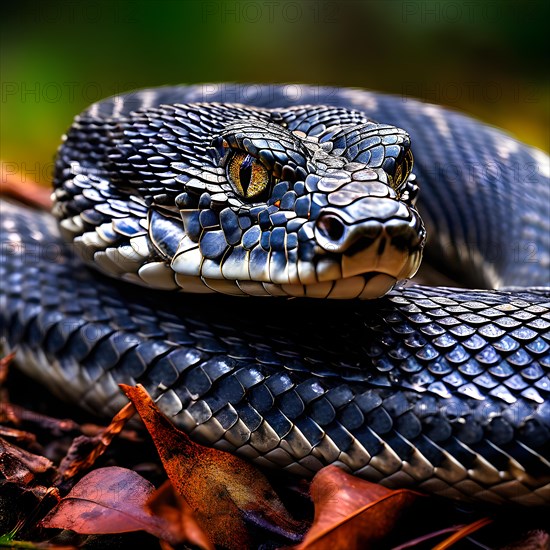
[1,84,549,505]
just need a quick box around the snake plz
[1,84,549,506]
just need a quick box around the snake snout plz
[314,199,425,281]
[315,212,379,254]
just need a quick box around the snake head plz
[53,102,425,299]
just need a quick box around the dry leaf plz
[146,480,214,550]
[294,465,421,550]
[120,383,305,549]
[0,169,52,210]
[56,403,135,483]
[0,350,16,386]
[0,436,55,484]
[433,517,493,550]
[42,466,180,544]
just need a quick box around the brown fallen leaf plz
[146,479,215,550]
[0,169,52,210]
[41,466,181,545]
[294,465,421,550]
[0,401,81,436]
[433,517,493,550]
[0,436,55,484]
[0,425,38,446]
[0,350,16,386]
[55,402,136,484]
[120,383,305,550]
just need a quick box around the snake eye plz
[390,148,414,190]
[227,151,271,200]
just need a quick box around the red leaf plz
[294,465,421,549]
[42,466,180,544]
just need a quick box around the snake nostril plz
[316,214,346,243]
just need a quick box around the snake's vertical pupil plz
[239,154,254,195]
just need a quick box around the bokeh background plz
[2,0,549,185]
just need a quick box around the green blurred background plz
[2,0,548,185]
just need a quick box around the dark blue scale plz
[384,431,415,461]
[242,225,261,249]
[486,416,514,445]
[212,374,246,405]
[271,181,290,202]
[133,340,173,369]
[388,345,411,361]
[411,435,445,467]
[339,402,365,431]
[493,335,520,353]
[458,359,485,376]
[183,210,201,241]
[255,348,283,366]
[324,422,354,453]
[269,228,286,251]
[187,400,213,424]
[236,402,264,432]
[163,348,204,375]
[286,233,298,250]
[526,337,549,354]
[506,349,533,367]
[310,398,337,426]
[248,384,275,414]
[44,316,87,354]
[111,216,145,237]
[432,333,458,349]
[269,212,290,227]
[520,363,545,380]
[280,191,297,210]
[220,208,242,245]
[399,357,424,373]
[234,366,265,390]
[200,230,227,260]
[293,416,324,447]
[325,385,355,408]
[519,418,550,448]
[415,345,439,361]
[193,336,228,353]
[264,371,294,395]
[201,356,236,382]
[448,324,476,337]
[238,216,252,230]
[366,407,393,435]
[82,330,140,372]
[419,323,446,336]
[446,345,470,364]
[476,346,500,365]
[488,362,515,378]
[183,366,213,398]
[199,209,218,229]
[262,409,293,439]
[215,404,240,430]
[395,411,422,439]
[257,208,271,230]
[461,334,487,351]
[279,390,305,419]
[143,355,181,390]
[62,322,114,362]
[422,414,452,442]
[503,374,529,391]
[295,379,326,404]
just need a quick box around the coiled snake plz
[1,84,549,506]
